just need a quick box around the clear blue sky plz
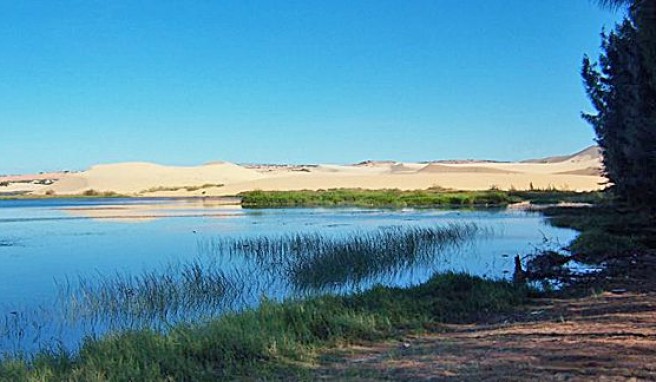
[0,1,623,174]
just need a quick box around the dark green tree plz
[597,1,655,83]
[582,1,656,208]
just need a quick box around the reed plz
[1,223,484,369]
[203,223,483,291]
[0,273,527,381]
[57,258,244,328]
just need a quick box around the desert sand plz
[0,146,606,197]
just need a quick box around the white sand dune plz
[10,146,606,197]
[46,162,263,195]
[418,164,517,174]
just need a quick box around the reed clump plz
[0,223,484,362]
[0,222,488,379]
[0,273,527,381]
[205,223,483,291]
[239,189,517,208]
[59,258,243,327]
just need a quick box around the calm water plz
[0,198,577,354]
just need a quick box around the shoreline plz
[0,147,606,197]
[2,195,653,379]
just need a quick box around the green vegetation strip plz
[240,189,515,208]
[1,274,526,381]
[239,189,604,208]
[543,205,654,263]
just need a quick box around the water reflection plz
[60,197,242,222]
[0,198,578,355]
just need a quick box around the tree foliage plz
[582,1,656,208]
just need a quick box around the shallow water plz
[0,198,577,354]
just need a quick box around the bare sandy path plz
[317,292,656,381]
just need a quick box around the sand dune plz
[47,162,263,195]
[215,172,603,195]
[3,146,606,197]
[556,167,604,176]
[418,164,517,174]
[521,145,601,164]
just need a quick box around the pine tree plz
[583,4,656,208]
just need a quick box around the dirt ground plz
[317,292,656,381]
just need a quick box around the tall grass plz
[202,223,483,291]
[287,224,481,290]
[0,273,528,381]
[57,258,244,328]
[58,223,483,330]
[0,223,484,371]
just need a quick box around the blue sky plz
[0,1,622,174]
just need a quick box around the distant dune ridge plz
[418,164,516,174]
[49,162,263,194]
[0,146,606,196]
[520,145,602,164]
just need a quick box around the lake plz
[0,198,577,355]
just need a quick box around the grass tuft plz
[0,273,527,381]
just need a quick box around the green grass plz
[508,190,605,205]
[527,203,656,296]
[542,204,654,263]
[50,223,480,333]
[0,224,482,360]
[239,189,519,208]
[238,188,604,208]
[0,273,527,381]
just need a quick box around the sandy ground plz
[0,147,606,196]
[316,246,656,381]
[317,292,656,381]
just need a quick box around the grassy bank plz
[46,224,480,331]
[239,189,516,208]
[509,190,604,205]
[544,205,654,262]
[239,189,603,208]
[0,273,526,381]
[524,203,656,294]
